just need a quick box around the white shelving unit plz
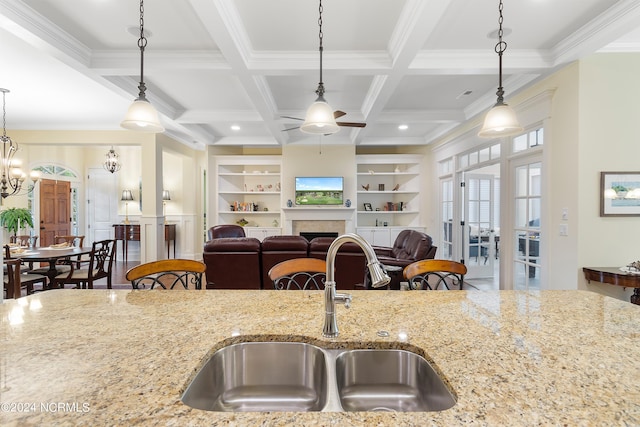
[355,154,424,246]
[215,156,282,235]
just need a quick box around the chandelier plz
[120,0,164,133]
[300,0,339,135]
[0,88,41,199]
[478,0,522,138]
[103,147,121,173]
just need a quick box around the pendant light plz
[478,0,522,138]
[300,0,339,135]
[120,0,164,133]
[103,146,121,174]
[0,88,41,199]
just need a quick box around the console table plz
[583,267,640,305]
[113,224,176,262]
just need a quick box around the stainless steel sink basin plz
[335,349,456,412]
[182,342,456,413]
[182,342,328,412]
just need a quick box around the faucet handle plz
[335,292,352,309]
[344,295,352,309]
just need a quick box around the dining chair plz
[403,259,467,290]
[3,259,24,298]
[10,235,38,248]
[52,239,116,289]
[125,259,206,290]
[268,258,327,290]
[3,244,48,292]
[54,235,87,268]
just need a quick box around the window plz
[513,128,543,153]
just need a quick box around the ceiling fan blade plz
[333,110,346,119]
[282,126,301,132]
[337,122,366,128]
[281,115,304,121]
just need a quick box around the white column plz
[140,138,164,262]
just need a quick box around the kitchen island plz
[1,289,638,426]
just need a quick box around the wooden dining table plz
[11,246,93,288]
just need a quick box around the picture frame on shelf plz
[600,171,640,217]
[363,202,373,211]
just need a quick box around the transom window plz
[513,128,543,153]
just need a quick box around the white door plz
[87,168,117,244]
[464,174,497,278]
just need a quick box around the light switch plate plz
[559,224,568,236]
[561,208,568,221]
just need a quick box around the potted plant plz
[0,207,34,237]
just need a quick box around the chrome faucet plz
[323,233,391,338]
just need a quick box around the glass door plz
[440,179,454,260]
[513,162,542,290]
[464,174,497,279]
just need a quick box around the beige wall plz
[282,145,356,203]
[577,53,640,300]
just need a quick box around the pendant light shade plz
[478,102,521,138]
[121,0,164,133]
[301,96,339,134]
[121,98,164,132]
[479,0,522,138]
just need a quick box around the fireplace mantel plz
[282,207,356,234]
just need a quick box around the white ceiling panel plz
[1,0,639,147]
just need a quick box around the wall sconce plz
[121,189,134,224]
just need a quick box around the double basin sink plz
[182,341,456,413]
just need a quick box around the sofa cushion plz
[260,235,309,289]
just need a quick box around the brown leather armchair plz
[260,235,310,289]
[207,224,246,241]
[203,237,261,289]
[309,237,367,290]
[371,230,437,289]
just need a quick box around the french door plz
[513,161,542,290]
[463,174,497,279]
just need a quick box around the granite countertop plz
[1,289,639,426]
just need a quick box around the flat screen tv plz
[295,176,344,206]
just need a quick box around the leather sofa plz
[372,229,437,289]
[309,237,367,290]
[207,224,246,241]
[203,237,262,289]
[202,230,437,291]
[260,235,310,289]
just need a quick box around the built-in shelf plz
[215,155,282,228]
[356,154,422,229]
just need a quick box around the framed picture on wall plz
[600,171,640,216]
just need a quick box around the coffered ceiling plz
[1,0,639,149]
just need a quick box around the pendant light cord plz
[137,0,148,100]
[494,0,507,105]
[316,0,325,99]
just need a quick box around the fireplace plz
[299,231,339,242]
[283,207,356,235]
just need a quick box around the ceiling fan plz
[281,110,366,133]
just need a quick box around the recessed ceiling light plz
[398,124,408,130]
[231,125,241,131]
[456,90,473,100]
